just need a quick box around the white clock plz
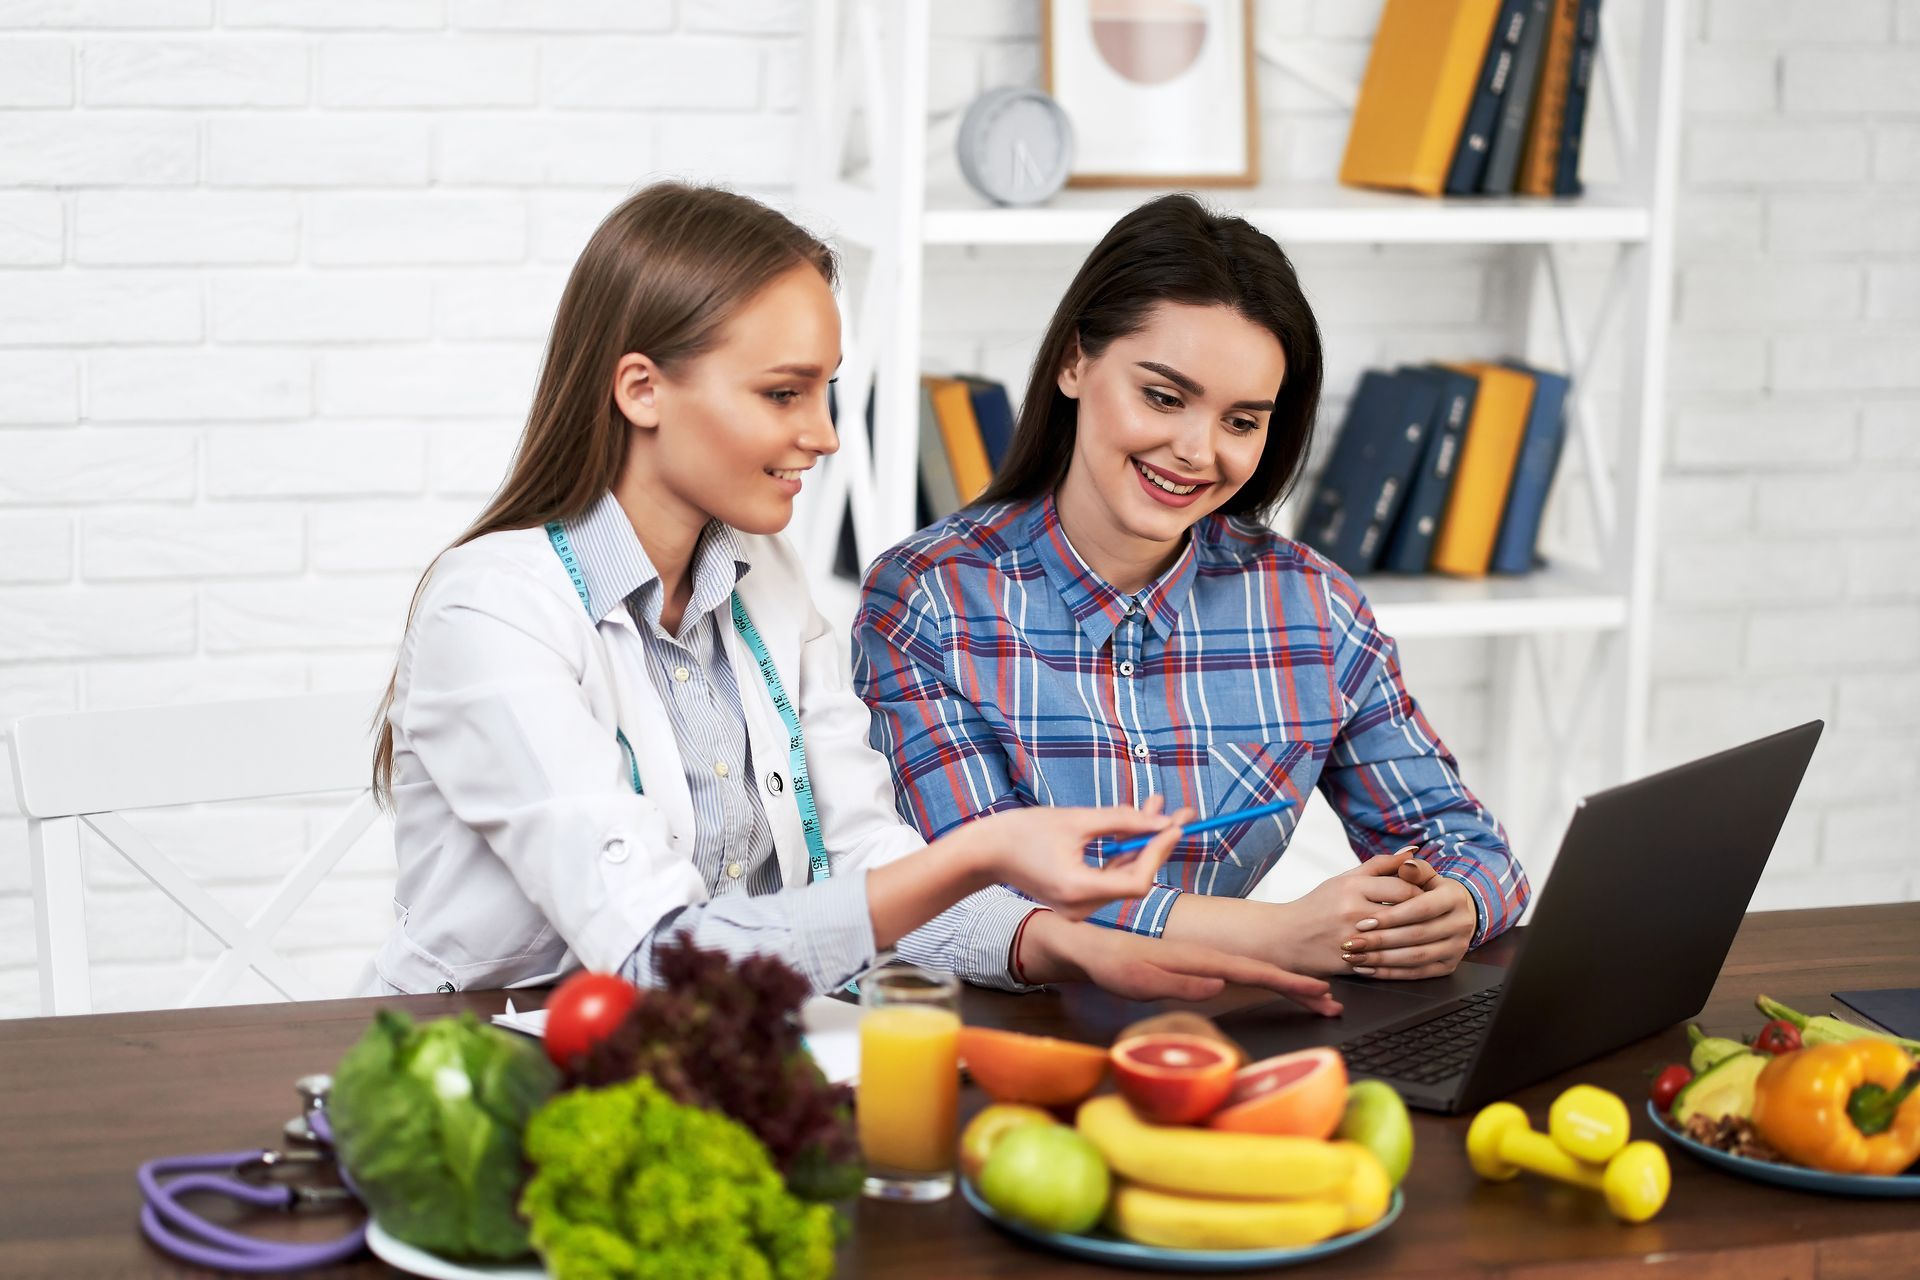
[957,86,1076,208]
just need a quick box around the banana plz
[1328,1140,1392,1231]
[1077,1095,1356,1200]
[1104,1180,1349,1250]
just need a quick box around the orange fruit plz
[1116,1011,1248,1066]
[958,1026,1109,1107]
[1109,1032,1239,1124]
[1207,1047,1349,1138]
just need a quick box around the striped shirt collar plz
[1023,492,1201,647]
[562,490,748,635]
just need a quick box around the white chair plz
[8,692,384,1015]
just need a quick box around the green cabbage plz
[330,1010,559,1260]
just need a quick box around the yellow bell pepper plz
[1750,1040,1920,1176]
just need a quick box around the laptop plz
[1207,720,1824,1113]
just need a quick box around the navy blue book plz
[1480,0,1552,194]
[1443,0,1531,196]
[1297,370,1438,575]
[958,376,1016,472]
[1489,360,1570,574]
[1554,0,1603,195]
[1380,366,1478,574]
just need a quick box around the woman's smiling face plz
[1054,301,1289,564]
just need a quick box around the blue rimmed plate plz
[1648,1101,1920,1198]
[960,1180,1402,1273]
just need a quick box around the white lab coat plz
[369,523,926,994]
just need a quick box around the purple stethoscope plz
[136,1073,369,1273]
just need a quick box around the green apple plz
[959,1103,1056,1182]
[1337,1080,1414,1187]
[977,1124,1111,1235]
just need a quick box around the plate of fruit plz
[1646,996,1920,1198]
[955,1014,1410,1270]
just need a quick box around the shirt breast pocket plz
[1200,739,1313,867]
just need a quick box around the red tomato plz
[1753,1019,1801,1056]
[1650,1063,1692,1112]
[544,971,638,1068]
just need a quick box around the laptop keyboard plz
[1339,986,1503,1087]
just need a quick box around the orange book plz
[923,376,993,504]
[1340,0,1506,196]
[1430,363,1536,577]
[1520,0,1582,196]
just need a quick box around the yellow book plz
[1340,0,1505,196]
[924,376,992,504]
[1520,0,1582,196]
[1430,363,1536,577]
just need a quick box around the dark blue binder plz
[1489,360,1570,574]
[1297,370,1438,575]
[958,376,1016,472]
[1380,366,1478,574]
[1444,0,1532,195]
[1554,0,1603,195]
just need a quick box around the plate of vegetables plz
[1647,996,1920,1197]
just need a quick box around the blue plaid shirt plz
[853,494,1530,957]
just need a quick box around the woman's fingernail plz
[1357,918,1378,931]
[1340,939,1360,952]
[1351,966,1376,976]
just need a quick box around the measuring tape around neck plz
[545,521,833,887]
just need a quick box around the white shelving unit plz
[795,0,1684,852]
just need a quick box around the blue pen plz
[1103,798,1295,856]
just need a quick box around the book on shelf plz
[917,380,963,520]
[1430,362,1536,577]
[1341,0,1506,196]
[1488,360,1571,574]
[1296,370,1437,575]
[1518,0,1582,196]
[957,375,1016,473]
[1379,365,1478,574]
[1443,0,1530,196]
[1479,0,1552,194]
[924,375,994,506]
[1555,0,1604,195]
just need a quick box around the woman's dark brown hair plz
[371,182,837,803]
[979,192,1323,520]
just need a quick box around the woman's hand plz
[1017,909,1343,1015]
[950,795,1195,920]
[1341,855,1478,979]
[1271,846,1427,975]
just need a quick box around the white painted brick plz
[84,959,206,1013]
[681,0,800,34]
[203,575,417,651]
[0,514,70,584]
[0,965,36,1020]
[529,190,626,263]
[1772,333,1920,392]
[543,38,757,109]
[453,0,667,29]
[0,896,38,969]
[1769,195,1920,255]
[310,502,468,573]
[84,655,307,710]
[1649,678,1833,759]
[0,37,70,105]
[432,270,565,341]
[307,193,526,266]
[82,37,304,106]
[1681,263,1860,328]
[1705,0,1891,43]
[1861,403,1920,461]
[1755,472,1918,534]
[929,0,1036,39]
[0,192,61,265]
[429,424,518,494]
[1844,538,1920,598]
[654,113,800,185]
[1903,0,1920,37]
[76,191,298,265]
[1747,868,1916,913]
[1783,50,1920,113]
[919,39,983,117]
[0,273,200,346]
[0,0,209,26]
[318,345,537,418]
[1874,125,1920,181]
[0,665,80,721]
[1684,48,1777,113]
[224,0,443,28]
[0,352,80,423]
[0,114,195,185]
[1821,802,1918,872]
[1801,730,1920,805]
[1744,605,1920,673]
[89,350,310,422]
[0,584,195,660]
[320,37,536,108]
[82,507,304,580]
[0,429,194,503]
[1666,333,1766,392]
[1837,671,1920,729]
[309,653,401,696]
[1687,124,1868,185]
[103,806,315,891]
[271,874,394,951]
[1663,540,1844,606]
[433,116,657,186]
[1866,265,1920,321]
[1650,611,1744,679]
[209,116,431,186]
[764,37,801,112]
[979,38,1042,93]
[1306,267,1487,327]
[213,272,433,344]
[205,426,427,498]
[1670,403,1855,469]
[1264,116,1352,184]
[1674,194,1764,260]
[1658,475,1752,535]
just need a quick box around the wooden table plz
[2,902,1915,1279]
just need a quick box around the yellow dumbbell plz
[1466,1086,1670,1224]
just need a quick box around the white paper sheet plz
[493,995,861,1085]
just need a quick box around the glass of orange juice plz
[858,965,961,1202]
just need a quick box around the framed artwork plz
[1042,0,1259,188]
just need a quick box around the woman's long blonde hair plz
[371,182,838,804]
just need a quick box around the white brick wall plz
[1,0,1914,1018]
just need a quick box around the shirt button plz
[714,761,729,778]
[727,861,744,879]
[1119,660,1135,677]
[766,772,784,795]
[436,981,455,995]
[1122,597,1136,614]
[1132,742,1149,760]
[602,837,629,863]
[674,666,690,682]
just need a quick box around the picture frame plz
[1042,0,1260,188]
